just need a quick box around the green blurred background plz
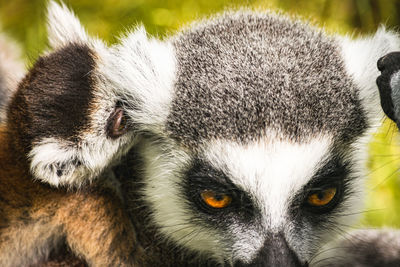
[0,0,400,228]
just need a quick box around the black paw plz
[376,52,400,124]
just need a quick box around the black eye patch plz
[181,159,256,221]
[292,156,350,216]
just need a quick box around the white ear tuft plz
[47,1,89,49]
[339,27,400,125]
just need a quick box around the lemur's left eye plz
[107,107,128,138]
[307,187,337,207]
[201,190,232,209]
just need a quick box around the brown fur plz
[0,124,142,266]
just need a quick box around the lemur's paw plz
[377,52,400,124]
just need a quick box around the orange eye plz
[307,188,337,207]
[201,190,232,209]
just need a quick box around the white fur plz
[107,29,176,135]
[311,132,375,266]
[0,33,25,93]
[139,139,229,263]
[30,2,146,187]
[391,70,400,120]
[0,32,25,123]
[141,135,350,263]
[203,136,333,230]
[29,130,135,187]
[141,132,375,263]
[47,1,89,48]
[339,28,400,126]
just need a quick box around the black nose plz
[234,233,308,267]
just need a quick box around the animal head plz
[6,1,172,187]
[10,2,400,265]
[112,11,400,267]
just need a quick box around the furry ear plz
[22,3,174,188]
[339,28,400,125]
[376,52,400,127]
[7,2,133,188]
[47,1,89,49]
[108,28,176,134]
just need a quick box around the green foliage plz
[0,0,399,228]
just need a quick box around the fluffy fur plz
[22,2,140,187]
[40,6,398,266]
[0,126,140,266]
[110,10,400,267]
[4,2,400,266]
[326,51,400,267]
[0,2,146,266]
[320,229,400,267]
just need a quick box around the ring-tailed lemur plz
[107,8,400,267]
[3,2,400,266]
[0,2,152,266]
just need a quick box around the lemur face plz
[112,13,400,267]
[8,2,148,187]
[37,3,400,266]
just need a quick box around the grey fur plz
[13,5,396,265]
[167,11,366,147]
[323,229,400,267]
[390,70,400,122]
[114,11,394,266]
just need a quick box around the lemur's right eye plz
[307,187,337,207]
[201,190,232,209]
[107,107,128,138]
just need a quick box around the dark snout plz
[234,233,308,267]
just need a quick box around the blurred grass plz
[0,0,400,228]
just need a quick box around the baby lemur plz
[0,2,145,266]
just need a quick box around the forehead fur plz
[167,11,366,147]
[202,136,332,226]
